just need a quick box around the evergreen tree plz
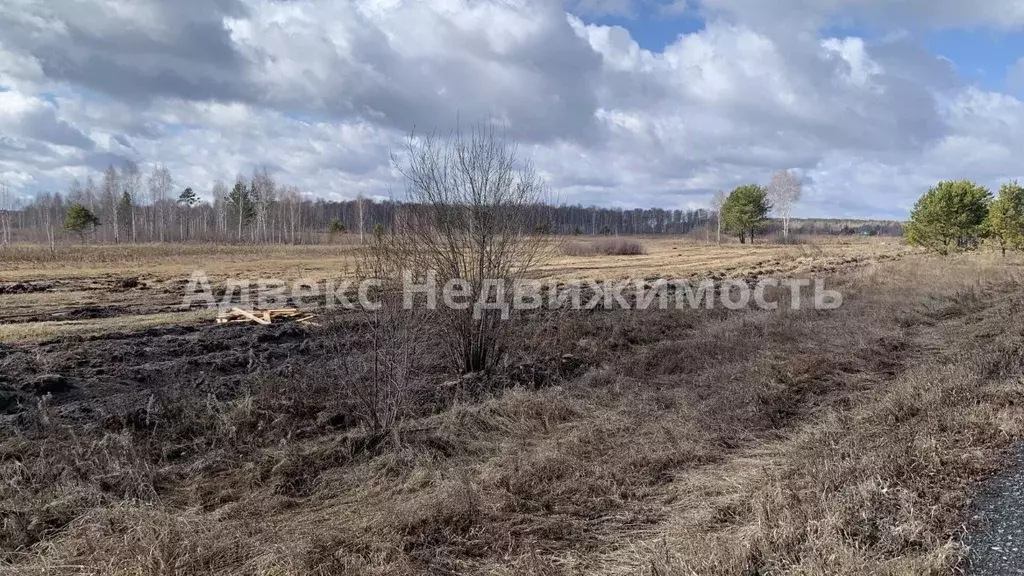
[986,180,1024,256]
[905,180,991,255]
[328,217,345,236]
[722,184,770,244]
[178,187,200,207]
[117,191,134,240]
[64,204,101,244]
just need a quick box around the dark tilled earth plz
[0,322,316,419]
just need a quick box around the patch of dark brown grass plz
[562,238,647,256]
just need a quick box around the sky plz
[2,0,1024,218]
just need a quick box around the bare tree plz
[212,181,229,239]
[121,162,141,243]
[102,165,120,243]
[711,189,727,244]
[283,186,302,244]
[381,123,551,373]
[356,193,367,244]
[0,179,12,247]
[767,170,802,239]
[83,176,99,236]
[250,166,276,242]
[67,178,84,205]
[148,164,173,241]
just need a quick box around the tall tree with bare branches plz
[0,179,12,248]
[102,164,120,243]
[711,189,727,244]
[120,162,141,242]
[356,193,367,244]
[148,164,173,242]
[251,166,276,242]
[767,169,802,239]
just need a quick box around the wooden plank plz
[213,307,312,326]
[231,307,271,325]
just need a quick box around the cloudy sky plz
[2,0,1024,218]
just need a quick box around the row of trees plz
[5,161,812,245]
[905,179,1024,255]
[7,161,914,247]
[707,169,803,243]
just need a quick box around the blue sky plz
[583,5,1024,94]
[580,4,707,50]
[925,29,1024,93]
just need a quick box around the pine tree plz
[905,180,991,255]
[986,181,1024,256]
[64,204,101,244]
[721,184,770,244]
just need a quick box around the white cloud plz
[696,0,1024,31]
[0,0,1023,217]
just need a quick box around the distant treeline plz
[4,196,905,244]
[768,218,904,237]
[0,165,904,244]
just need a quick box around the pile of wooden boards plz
[215,307,319,326]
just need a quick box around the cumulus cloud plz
[696,0,1024,31]
[0,0,1023,217]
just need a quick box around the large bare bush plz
[378,123,551,374]
[562,237,646,256]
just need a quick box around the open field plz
[0,236,911,342]
[1,236,1023,574]
[0,249,1021,574]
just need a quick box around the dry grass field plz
[0,236,909,342]
[2,236,1023,575]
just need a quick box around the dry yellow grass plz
[538,235,909,281]
[3,251,1022,575]
[0,236,906,281]
[0,243,362,282]
[0,236,914,342]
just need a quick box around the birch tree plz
[283,186,302,244]
[212,181,229,238]
[121,162,141,242]
[250,166,276,242]
[102,164,120,243]
[356,193,367,244]
[766,169,802,239]
[0,179,12,247]
[711,189,727,244]
[148,164,173,241]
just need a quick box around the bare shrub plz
[377,123,553,374]
[320,308,420,436]
[562,237,647,256]
[307,236,428,436]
